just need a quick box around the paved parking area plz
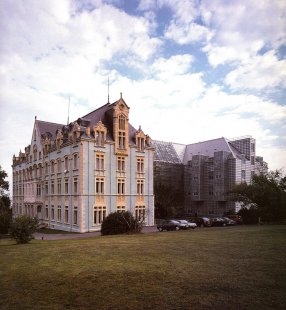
[34,225,158,240]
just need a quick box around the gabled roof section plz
[153,140,183,164]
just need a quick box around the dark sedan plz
[157,220,180,231]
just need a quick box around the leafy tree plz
[101,211,142,236]
[231,169,286,222]
[0,165,11,234]
[10,215,39,244]
[154,184,182,219]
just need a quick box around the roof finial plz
[35,116,37,120]
[120,92,122,99]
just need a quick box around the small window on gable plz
[119,115,125,130]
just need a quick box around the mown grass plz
[0,225,286,310]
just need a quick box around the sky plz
[0,0,286,190]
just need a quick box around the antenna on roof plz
[67,96,70,125]
[107,74,110,104]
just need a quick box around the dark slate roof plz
[81,100,136,144]
[36,99,137,145]
[153,140,183,164]
[36,120,64,139]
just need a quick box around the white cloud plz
[225,50,286,90]
[200,0,286,66]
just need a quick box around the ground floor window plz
[57,205,62,222]
[65,206,69,224]
[117,206,125,213]
[45,205,49,219]
[73,207,78,225]
[51,205,55,220]
[135,206,145,222]
[93,206,107,224]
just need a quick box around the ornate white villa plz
[12,95,155,232]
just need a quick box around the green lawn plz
[1,225,286,310]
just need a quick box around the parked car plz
[157,220,180,231]
[227,215,243,225]
[211,217,227,227]
[190,217,211,227]
[176,220,197,229]
[223,217,236,225]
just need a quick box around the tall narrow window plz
[93,206,107,224]
[74,207,78,225]
[73,153,78,169]
[45,162,48,175]
[95,178,104,194]
[73,178,78,194]
[95,154,104,170]
[45,205,49,219]
[57,179,62,195]
[137,158,144,173]
[65,179,68,194]
[117,178,125,195]
[118,132,126,149]
[117,156,126,172]
[51,205,55,220]
[135,206,145,222]
[51,161,55,174]
[57,205,62,222]
[137,180,144,195]
[95,131,105,146]
[119,115,125,130]
[65,206,69,224]
[57,158,61,173]
[51,180,55,195]
[64,156,69,171]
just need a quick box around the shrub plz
[10,215,39,244]
[101,211,143,236]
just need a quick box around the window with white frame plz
[51,205,55,220]
[93,206,106,224]
[65,206,69,224]
[45,205,49,219]
[57,158,61,173]
[95,178,104,194]
[135,206,145,222]
[64,156,69,171]
[65,179,68,194]
[137,179,144,195]
[57,179,61,195]
[117,206,125,213]
[73,207,78,225]
[73,178,78,194]
[117,178,125,195]
[95,153,104,170]
[117,156,125,172]
[51,180,55,195]
[118,131,126,149]
[73,153,78,169]
[57,205,62,222]
[136,158,144,173]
